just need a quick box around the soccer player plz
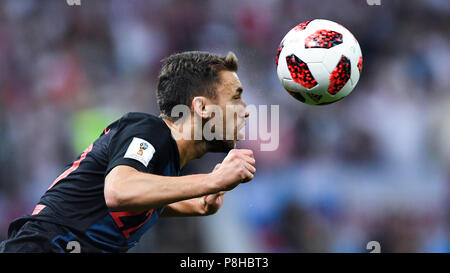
[0,51,255,253]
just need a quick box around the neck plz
[162,118,208,169]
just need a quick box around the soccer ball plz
[276,19,363,105]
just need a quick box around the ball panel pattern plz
[285,54,318,89]
[294,20,312,31]
[358,56,363,74]
[327,55,351,95]
[286,90,306,102]
[276,42,283,67]
[305,30,343,49]
[306,93,323,103]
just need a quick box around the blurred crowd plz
[0,0,449,252]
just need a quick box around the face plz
[204,70,249,152]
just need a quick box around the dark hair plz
[157,51,238,120]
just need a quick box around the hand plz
[211,149,256,192]
[201,191,225,215]
[201,163,226,215]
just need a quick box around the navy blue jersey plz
[9,112,180,252]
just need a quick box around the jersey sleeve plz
[106,119,166,175]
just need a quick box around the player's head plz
[157,51,248,152]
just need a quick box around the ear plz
[192,96,209,119]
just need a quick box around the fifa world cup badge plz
[124,137,155,167]
[137,142,148,156]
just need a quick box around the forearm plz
[105,166,218,211]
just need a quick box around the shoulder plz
[117,112,170,136]
[119,112,165,128]
[108,112,179,173]
[113,112,173,151]
[106,112,179,173]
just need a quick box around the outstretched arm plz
[104,149,255,212]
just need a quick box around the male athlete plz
[0,51,256,253]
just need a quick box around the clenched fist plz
[210,149,256,192]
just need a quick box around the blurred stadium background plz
[0,0,449,252]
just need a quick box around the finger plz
[241,155,256,166]
[241,169,254,183]
[205,195,215,205]
[205,192,224,205]
[237,149,254,158]
[234,152,255,165]
[215,192,225,204]
[204,194,215,204]
[243,161,256,174]
[205,191,223,200]
[216,194,224,205]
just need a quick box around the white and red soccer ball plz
[276,19,363,105]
